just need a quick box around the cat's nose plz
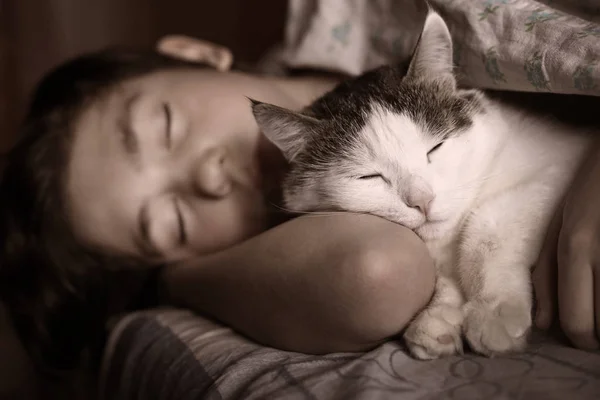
[406,190,434,217]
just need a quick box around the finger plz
[533,207,562,329]
[557,235,599,350]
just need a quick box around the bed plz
[100,1,600,399]
[100,308,600,399]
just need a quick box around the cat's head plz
[251,9,487,240]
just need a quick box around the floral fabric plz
[281,0,600,95]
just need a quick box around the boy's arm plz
[161,213,435,354]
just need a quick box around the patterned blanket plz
[100,308,600,400]
[281,0,600,96]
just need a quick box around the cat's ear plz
[406,8,455,85]
[250,99,320,161]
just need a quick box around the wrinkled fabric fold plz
[281,0,600,96]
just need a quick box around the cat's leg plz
[403,274,465,360]
[459,190,553,356]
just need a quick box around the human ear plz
[156,35,233,71]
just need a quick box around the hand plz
[534,143,600,350]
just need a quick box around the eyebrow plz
[118,92,142,157]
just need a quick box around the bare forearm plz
[161,213,435,354]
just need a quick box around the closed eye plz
[359,174,383,180]
[163,102,172,149]
[427,141,444,162]
[358,174,390,184]
[428,142,444,154]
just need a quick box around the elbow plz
[341,231,436,347]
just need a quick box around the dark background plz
[0,0,287,154]
[0,1,286,397]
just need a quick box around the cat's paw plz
[463,300,531,356]
[403,304,464,360]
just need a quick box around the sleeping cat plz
[249,9,595,359]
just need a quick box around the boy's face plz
[66,68,287,263]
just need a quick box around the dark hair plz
[0,48,203,376]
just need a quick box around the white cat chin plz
[381,214,424,231]
[414,220,455,241]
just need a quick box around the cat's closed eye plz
[358,174,390,184]
[359,174,383,180]
[427,141,444,162]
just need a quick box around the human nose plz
[192,148,232,198]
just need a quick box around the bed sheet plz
[100,308,600,400]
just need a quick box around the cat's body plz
[251,10,597,358]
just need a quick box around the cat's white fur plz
[254,10,595,358]
[341,98,590,358]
